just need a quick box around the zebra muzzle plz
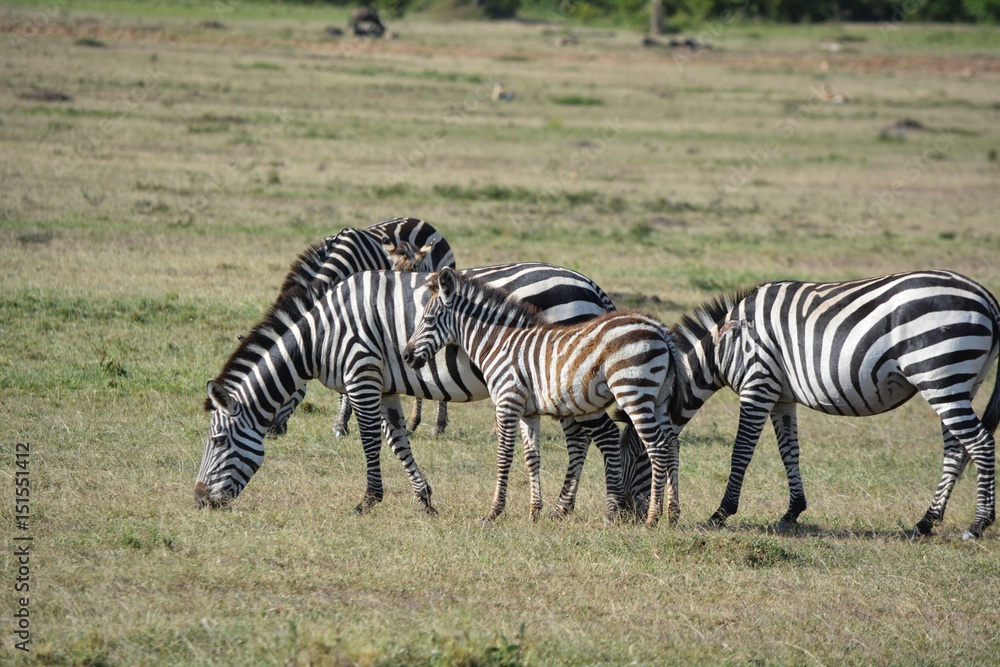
[402,344,425,370]
[194,481,230,510]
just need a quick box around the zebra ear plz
[417,240,434,259]
[206,380,236,416]
[438,267,457,303]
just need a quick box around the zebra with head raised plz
[265,217,454,439]
[402,267,682,527]
[328,237,447,437]
[196,263,647,521]
[632,269,1000,539]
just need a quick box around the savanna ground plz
[1,1,1000,664]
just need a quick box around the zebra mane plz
[671,287,757,345]
[278,240,329,294]
[431,270,543,326]
[204,282,316,411]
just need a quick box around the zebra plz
[196,263,647,521]
[265,217,454,439]
[401,267,682,527]
[332,237,447,436]
[623,269,1000,539]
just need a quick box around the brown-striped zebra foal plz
[402,268,681,526]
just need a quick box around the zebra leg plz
[406,397,423,433]
[549,418,588,520]
[664,430,681,526]
[381,395,435,514]
[618,407,673,528]
[484,401,525,524]
[770,403,807,524]
[347,383,386,514]
[919,393,995,539]
[579,412,630,522]
[431,401,449,436]
[333,393,352,438]
[519,416,544,522]
[267,385,306,438]
[912,425,969,537]
[708,396,773,527]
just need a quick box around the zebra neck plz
[672,328,724,427]
[453,294,536,371]
[225,324,318,428]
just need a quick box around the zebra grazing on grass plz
[625,269,999,539]
[402,268,682,527]
[197,263,646,521]
[265,217,454,439]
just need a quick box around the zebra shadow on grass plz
[705,518,966,542]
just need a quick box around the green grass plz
[2,4,1000,666]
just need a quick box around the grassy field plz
[2,1,1000,664]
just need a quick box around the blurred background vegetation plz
[289,0,1000,26]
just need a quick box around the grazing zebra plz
[265,217,454,439]
[196,263,645,520]
[625,269,999,539]
[402,268,681,527]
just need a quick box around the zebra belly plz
[524,375,614,418]
[385,345,490,403]
[785,360,918,417]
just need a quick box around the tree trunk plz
[650,0,664,36]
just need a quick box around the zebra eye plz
[211,433,228,448]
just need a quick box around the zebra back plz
[278,217,455,295]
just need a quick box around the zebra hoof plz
[548,506,571,521]
[333,426,349,438]
[354,493,382,515]
[961,522,989,540]
[699,514,727,531]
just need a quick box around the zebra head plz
[383,237,436,272]
[195,380,266,509]
[402,267,459,371]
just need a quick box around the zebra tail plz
[983,345,1000,436]
[611,408,645,460]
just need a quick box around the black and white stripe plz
[402,268,681,526]
[196,263,642,519]
[658,269,1000,539]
